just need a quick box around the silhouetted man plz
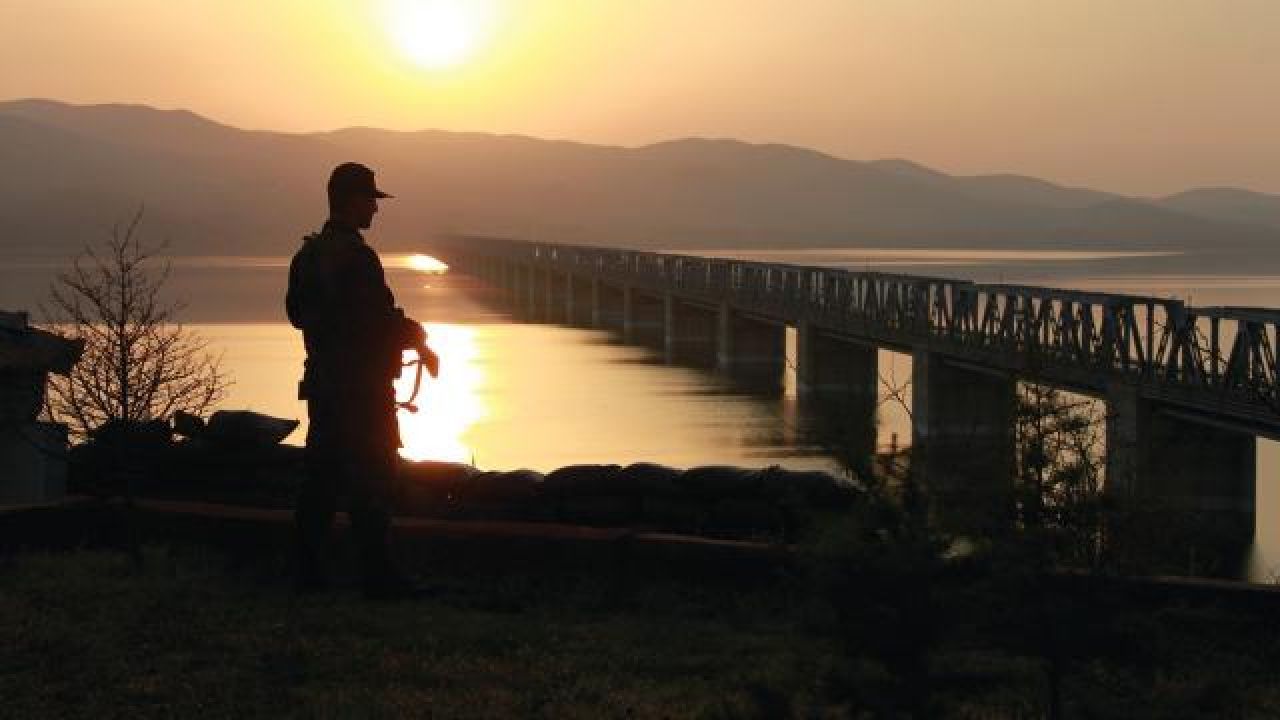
[286,162,430,599]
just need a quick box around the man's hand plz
[398,313,427,349]
[418,344,440,378]
[394,311,436,376]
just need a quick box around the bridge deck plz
[435,236,1280,438]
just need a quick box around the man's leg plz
[347,448,419,598]
[294,449,338,590]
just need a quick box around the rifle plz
[397,342,438,414]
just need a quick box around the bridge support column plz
[507,262,523,313]
[527,265,544,321]
[501,261,516,303]
[795,321,815,389]
[590,279,601,328]
[566,275,594,326]
[511,263,533,319]
[544,269,562,323]
[794,323,876,394]
[793,323,879,467]
[564,274,576,324]
[911,352,1016,535]
[622,287,635,342]
[716,304,733,372]
[596,283,625,332]
[663,295,717,366]
[625,290,665,348]
[1106,383,1255,576]
[663,295,676,363]
[716,309,786,390]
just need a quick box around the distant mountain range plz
[2,98,1279,258]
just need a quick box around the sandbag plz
[706,497,786,535]
[638,496,703,534]
[759,466,860,508]
[204,410,298,448]
[397,460,479,511]
[557,496,638,527]
[541,464,623,498]
[400,460,479,488]
[618,462,684,497]
[69,419,173,495]
[457,469,543,505]
[172,410,206,439]
[678,465,766,500]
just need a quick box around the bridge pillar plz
[716,309,787,390]
[500,261,515,302]
[663,295,717,366]
[564,273,576,324]
[506,262,522,312]
[1106,383,1255,576]
[663,295,676,363]
[544,269,562,323]
[795,321,815,389]
[625,289,665,348]
[566,275,594,326]
[623,287,636,342]
[794,323,876,394]
[595,282,626,332]
[590,278,601,328]
[716,304,733,372]
[509,263,530,318]
[793,323,878,466]
[911,352,1016,535]
[526,265,544,321]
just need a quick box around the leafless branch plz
[41,207,231,440]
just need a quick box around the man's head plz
[327,162,393,230]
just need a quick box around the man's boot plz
[356,512,431,601]
[293,510,331,594]
[293,543,330,594]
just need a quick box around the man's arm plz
[285,249,308,330]
[342,244,425,352]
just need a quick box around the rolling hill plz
[1,98,1277,258]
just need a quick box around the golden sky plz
[2,0,1278,195]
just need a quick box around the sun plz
[385,0,493,70]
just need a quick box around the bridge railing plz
[441,236,1280,416]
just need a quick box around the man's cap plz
[328,162,393,200]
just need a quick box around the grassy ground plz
[5,545,1280,718]
[0,547,829,719]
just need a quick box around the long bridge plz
[431,236,1275,561]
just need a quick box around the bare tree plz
[42,208,230,440]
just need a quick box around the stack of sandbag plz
[394,457,861,540]
[398,461,546,521]
[684,465,862,538]
[621,462,695,530]
[161,410,303,501]
[172,410,300,457]
[679,465,786,536]
[68,418,173,496]
[452,468,547,520]
[541,463,674,528]
[397,459,479,514]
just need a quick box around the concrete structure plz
[912,353,1016,534]
[437,237,1280,565]
[0,311,83,505]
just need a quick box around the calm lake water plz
[6,246,1280,580]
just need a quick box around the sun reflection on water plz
[387,253,450,274]
[394,322,485,463]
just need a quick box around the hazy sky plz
[2,0,1278,195]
